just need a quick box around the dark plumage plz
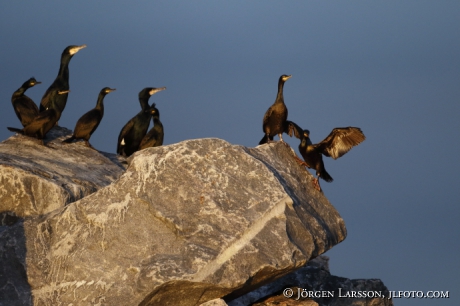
[39,44,86,121]
[11,77,41,127]
[63,87,115,149]
[117,87,166,156]
[139,105,164,150]
[295,127,366,191]
[8,90,70,145]
[138,87,166,111]
[259,74,292,145]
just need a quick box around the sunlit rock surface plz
[0,126,126,218]
[0,138,347,306]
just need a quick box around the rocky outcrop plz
[0,135,347,305]
[228,256,393,306]
[0,126,126,219]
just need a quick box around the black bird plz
[138,87,166,111]
[295,127,365,191]
[139,105,164,150]
[39,44,86,121]
[11,77,41,127]
[63,87,116,149]
[259,74,292,145]
[8,90,70,145]
[117,87,166,156]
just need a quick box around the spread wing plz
[314,127,365,159]
[285,120,303,139]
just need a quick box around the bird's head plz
[28,77,42,87]
[22,77,41,89]
[280,74,292,82]
[101,87,116,95]
[145,104,160,117]
[65,44,87,56]
[303,130,310,138]
[139,87,166,100]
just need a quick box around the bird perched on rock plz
[40,44,86,121]
[259,74,292,145]
[290,124,365,191]
[139,105,164,150]
[11,77,42,127]
[63,87,116,149]
[8,89,70,145]
[117,87,166,156]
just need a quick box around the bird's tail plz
[62,136,75,143]
[258,134,273,145]
[320,169,333,182]
[7,127,24,134]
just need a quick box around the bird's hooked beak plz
[58,90,71,95]
[106,88,116,94]
[149,87,166,95]
[33,80,42,85]
[284,75,292,81]
[303,130,309,138]
[69,44,87,55]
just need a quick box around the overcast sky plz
[1,2,459,305]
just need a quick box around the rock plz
[228,256,393,306]
[0,138,346,306]
[227,256,329,305]
[253,294,318,306]
[0,126,126,218]
[199,298,228,306]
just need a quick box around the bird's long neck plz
[95,93,106,114]
[139,97,151,111]
[276,79,285,103]
[13,86,27,98]
[300,136,312,149]
[57,54,72,83]
[153,117,163,130]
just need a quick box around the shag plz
[39,44,86,121]
[259,74,292,145]
[295,127,365,191]
[139,105,164,150]
[8,90,70,145]
[117,87,166,156]
[138,87,166,111]
[11,77,41,127]
[63,87,116,149]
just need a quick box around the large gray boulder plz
[0,137,346,306]
[0,126,126,219]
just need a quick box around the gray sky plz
[1,2,459,305]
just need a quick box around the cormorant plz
[295,127,365,191]
[138,87,166,111]
[117,87,166,156]
[139,105,164,150]
[39,44,86,121]
[11,77,41,127]
[62,87,116,149]
[259,74,292,145]
[8,90,70,145]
